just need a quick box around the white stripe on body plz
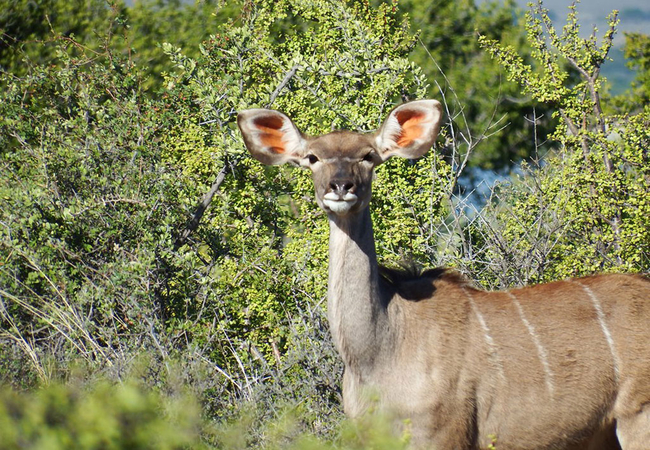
[463,288,506,382]
[573,280,620,381]
[508,291,555,395]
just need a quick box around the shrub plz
[0,379,203,450]
[474,1,649,285]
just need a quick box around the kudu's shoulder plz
[379,266,475,302]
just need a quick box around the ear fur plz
[237,109,307,165]
[375,100,443,161]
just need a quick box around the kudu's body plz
[238,100,650,449]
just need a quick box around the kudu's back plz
[383,271,650,449]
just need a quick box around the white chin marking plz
[323,199,357,215]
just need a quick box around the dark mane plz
[379,265,472,301]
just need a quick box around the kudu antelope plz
[237,100,650,449]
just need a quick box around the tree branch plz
[175,164,229,249]
[267,64,301,107]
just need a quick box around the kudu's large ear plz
[375,100,443,161]
[237,109,307,165]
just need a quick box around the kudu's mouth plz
[322,191,358,216]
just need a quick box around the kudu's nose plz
[329,180,355,196]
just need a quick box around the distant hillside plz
[512,0,649,39]
[507,0,648,94]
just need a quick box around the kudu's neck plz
[327,206,389,372]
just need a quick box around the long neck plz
[327,207,389,373]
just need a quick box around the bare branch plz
[175,163,229,249]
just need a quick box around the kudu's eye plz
[362,152,375,163]
[306,154,319,165]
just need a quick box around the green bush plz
[0,376,413,450]
[0,0,453,443]
[0,380,203,450]
[400,0,556,173]
[475,2,649,285]
[0,41,187,379]
[157,0,453,366]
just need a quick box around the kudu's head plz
[237,100,443,217]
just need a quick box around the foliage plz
[158,0,452,364]
[0,0,238,90]
[0,40,187,379]
[475,1,650,285]
[0,22,348,441]
[611,31,650,111]
[0,0,120,75]
[0,374,413,450]
[0,0,455,445]
[395,0,556,175]
[0,378,204,450]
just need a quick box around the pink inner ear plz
[395,110,424,147]
[254,116,286,154]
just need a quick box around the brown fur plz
[238,101,650,449]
